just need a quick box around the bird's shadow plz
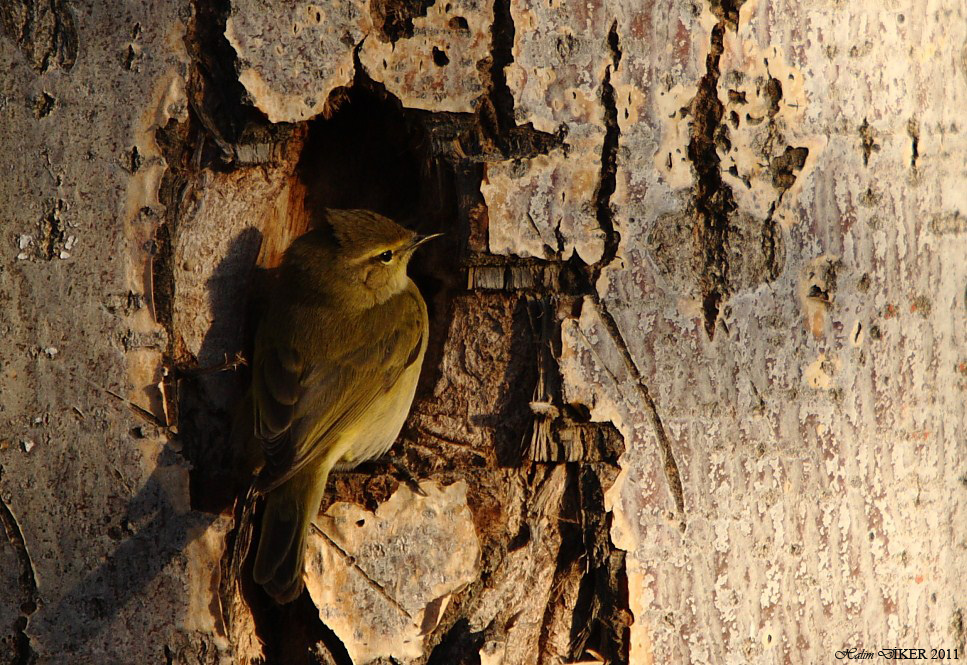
[38,229,265,652]
[181,227,266,512]
[34,446,217,654]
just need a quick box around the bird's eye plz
[377,250,394,263]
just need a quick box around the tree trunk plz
[1,0,964,664]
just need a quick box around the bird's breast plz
[333,350,424,469]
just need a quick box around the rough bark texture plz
[1,0,964,664]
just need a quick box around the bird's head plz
[285,209,439,308]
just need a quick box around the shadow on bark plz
[36,446,215,652]
[180,227,264,514]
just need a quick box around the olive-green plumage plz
[239,209,436,604]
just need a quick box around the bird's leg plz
[384,449,428,497]
[343,448,427,497]
[176,351,248,377]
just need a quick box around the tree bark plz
[1,0,964,664]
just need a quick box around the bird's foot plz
[384,451,428,497]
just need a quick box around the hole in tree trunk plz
[175,77,475,661]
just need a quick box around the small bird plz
[237,208,438,604]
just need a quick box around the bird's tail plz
[252,465,329,604]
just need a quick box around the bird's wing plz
[251,337,302,443]
[252,287,426,493]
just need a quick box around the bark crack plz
[186,0,283,167]
[0,488,39,665]
[476,0,565,160]
[638,386,685,526]
[687,1,745,338]
[907,117,920,169]
[41,198,65,261]
[484,0,519,148]
[590,21,622,282]
[582,300,687,526]
[311,523,414,620]
[584,21,684,525]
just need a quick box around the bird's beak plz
[408,233,444,250]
